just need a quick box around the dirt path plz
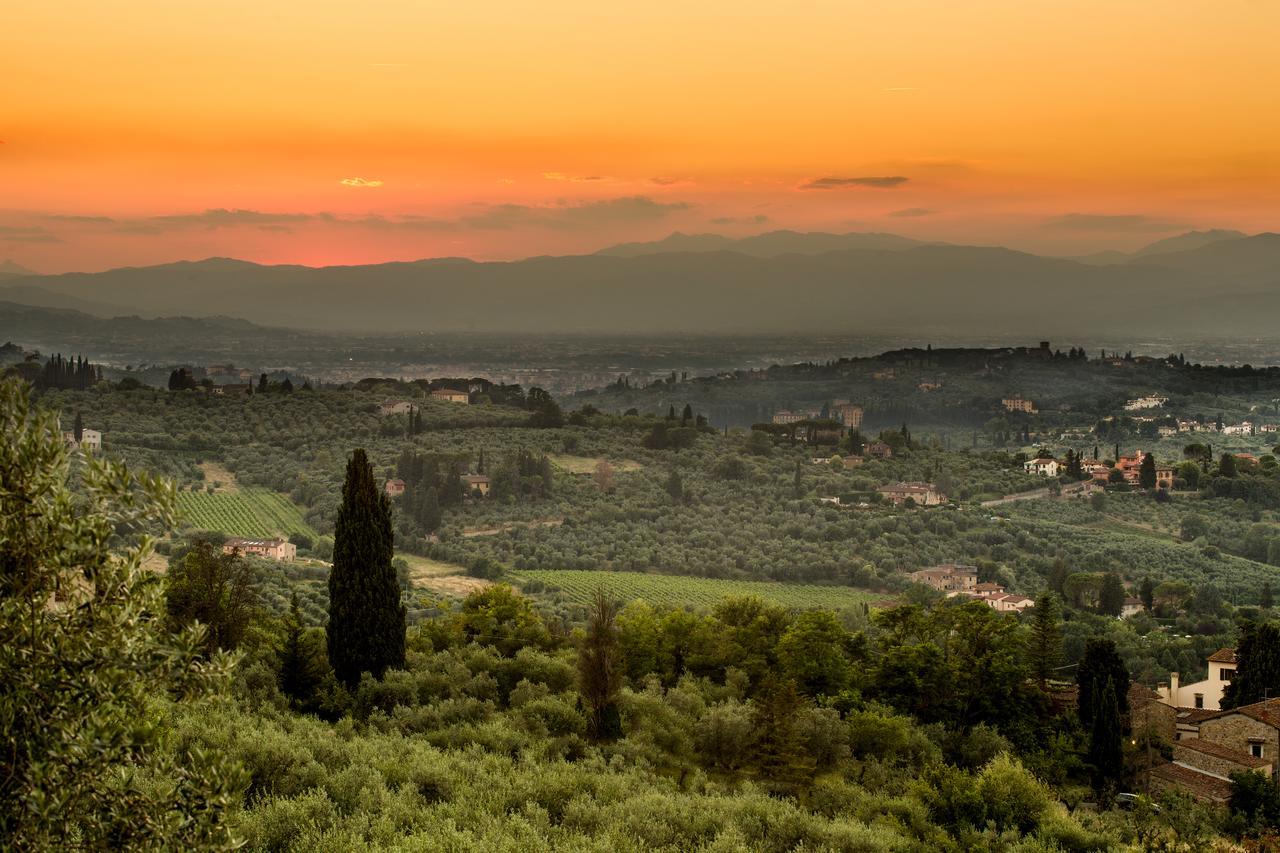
[398,553,494,598]
[980,487,1050,507]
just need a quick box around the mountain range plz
[1,230,1276,335]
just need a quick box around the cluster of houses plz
[1023,450,1176,489]
[1124,395,1169,411]
[877,481,946,507]
[1136,648,1280,803]
[907,563,1035,612]
[221,537,297,562]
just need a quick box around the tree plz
[327,448,405,689]
[1223,622,1280,709]
[1139,577,1155,612]
[165,539,256,653]
[257,372,269,393]
[777,610,851,697]
[1047,559,1069,595]
[1138,453,1157,490]
[278,592,326,710]
[665,469,684,505]
[1077,638,1129,795]
[0,378,242,848]
[1219,453,1238,478]
[420,485,442,533]
[1029,592,1061,688]
[1098,572,1125,617]
[592,459,615,493]
[1263,581,1275,610]
[1077,638,1129,729]
[73,410,83,443]
[578,588,622,740]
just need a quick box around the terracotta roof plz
[1149,762,1233,802]
[1177,738,1270,768]
[1203,697,1280,729]
[1207,648,1237,664]
[1175,708,1218,725]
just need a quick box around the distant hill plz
[0,233,1275,335]
[596,230,929,258]
[0,260,38,276]
[1132,229,1248,258]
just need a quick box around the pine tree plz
[1029,592,1061,687]
[327,448,405,688]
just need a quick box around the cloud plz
[115,209,326,234]
[542,172,609,183]
[460,196,690,230]
[0,225,62,244]
[710,214,771,226]
[339,177,384,188]
[44,214,117,224]
[1044,213,1184,232]
[887,208,936,218]
[650,176,692,186]
[799,176,909,190]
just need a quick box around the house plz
[1223,422,1254,436]
[1261,424,1279,434]
[1125,395,1169,411]
[1158,648,1237,711]
[432,389,470,404]
[834,403,863,427]
[461,474,491,496]
[1158,426,1178,438]
[877,481,946,507]
[222,537,297,562]
[818,496,842,506]
[863,441,893,459]
[212,383,253,396]
[917,381,943,392]
[1152,697,1280,803]
[984,593,1035,613]
[1156,465,1176,488]
[1121,597,1145,618]
[1024,457,1061,477]
[772,410,805,425]
[908,563,978,594]
[63,428,102,451]
[385,478,406,497]
[380,400,413,416]
[1001,396,1037,413]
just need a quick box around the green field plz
[515,569,882,610]
[176,487,317,539]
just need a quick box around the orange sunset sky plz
[2,1,1278,273]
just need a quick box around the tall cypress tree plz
[1223,622,1280,709]
[1029,592,1062,687]
[1087,676,1124,795]
[328,448,405,688]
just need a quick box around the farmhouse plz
[385,478,406,497]
[1121,597,1144,618]
[1152,696,1279,803]
[877,481,946,507]
[432,389,470,404]
[1158,648,1236,711]
[461,474,491,496]
[983,593,1035,613]
[380,400,413,416]
[908,563,978,594]
[222,537,297,562]
[1001,396,1037,413]
[863,441,893,459]
[1024,457,1060,477]
[771,410,805,425]
[63,428,102,451]
[213,383,253,396]
[1124,395,1169,411]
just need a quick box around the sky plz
[2,1,1278,273]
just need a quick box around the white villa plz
[1158,648,1237,711]
[1024,458,1061,477]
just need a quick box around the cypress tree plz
[1087,676,1124,795]
[578,588,622,740]
[327,448,405,689]
[1029,592,1062,687]
[1223,622,1280,709]
[279,593,323,708]
[73,411,83,443]
[1139,453,1157,490]
[1098,572,1125,617]
[1262,581,1274,610]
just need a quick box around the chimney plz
[1169,672,1180,703]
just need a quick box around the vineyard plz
[514,569,883,610]
[176,487,318,539]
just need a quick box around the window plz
[1221,668,1234,681]
[1252,743,1264,759]
[1194,694,1204,709]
